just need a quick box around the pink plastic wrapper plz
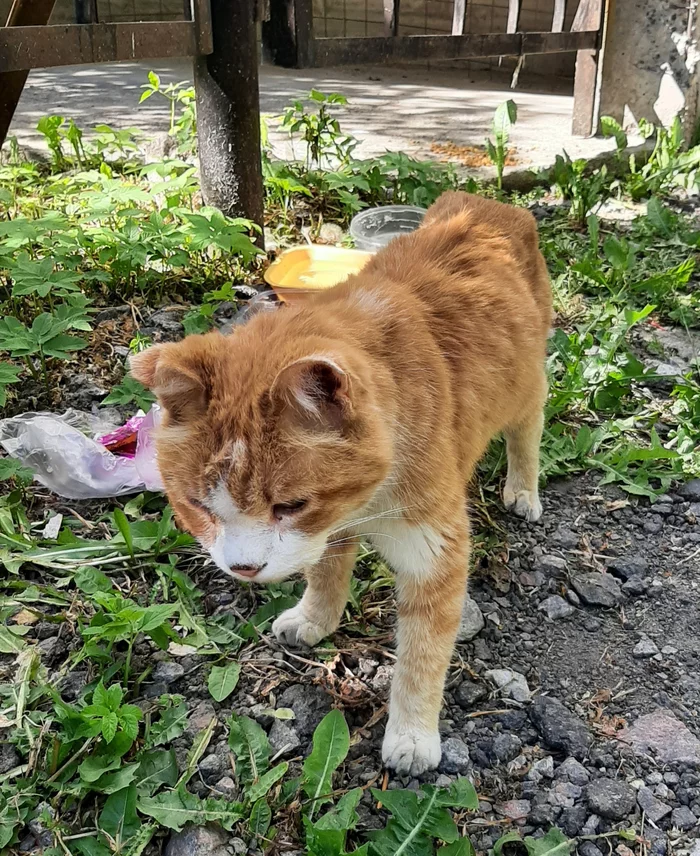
[0,406,164,499]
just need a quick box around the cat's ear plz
[271,355,354,431]
[130,344,208,421]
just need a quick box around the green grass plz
[0,84,699,854]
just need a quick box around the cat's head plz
[130,327,392,583]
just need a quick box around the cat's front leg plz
[381,522,469,776]
[272,536,359,647]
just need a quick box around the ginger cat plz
[131,191,552,776]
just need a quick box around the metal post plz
[262,0,313,68]
[0,0,59,146]
[193,0,264,238]
[74,0,98,23]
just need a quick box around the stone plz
[633,637,659,658]
[187,702,217,735]
[492,733,522,763]
[230,839,247,856]
[536,554,568,578]
[28,803,54,848]
[531,755,555,779]
[371,665,394,694]
[556,757,590,785]
[455,680,487,709]
[579,844,604,856]
[278,684,332,738]
[495,799,530,820]
[637,786,672,822]
[539,595,575,620]
[530,695,591,759]
[165,824,229,856]
[671,806,697,830]
[439,737,471,774]
[485,669,531,702]
[607,557,649,580]
[622,576,649,596]
[214,776,237,798]
[198,753,224,782]
[571,573,622,607]
[64,373,108,408]
[268,720,301,756]
[619,711,700,765]
[586,779,636,820]
[560,805,588,837]
[679,479,700,500]
[0,744,20,775]
[153,661,185,684]
[456,597,485,642]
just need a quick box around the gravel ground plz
[6,298,700,856]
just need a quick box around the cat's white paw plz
[382,723,441,776]
[503,485,542,523]
[272,603,328,648]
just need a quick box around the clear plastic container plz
[350,205,426,251]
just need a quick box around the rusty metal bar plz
[0,21,208,73]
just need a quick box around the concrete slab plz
[7,59,617,174]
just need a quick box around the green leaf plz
[369,785,462,856]
[249,798,272,838]
[99,784,141,843]
[315,787,363,831]
[208,661,241,702]
[523,828,573,856]
[228,714,271,785]
[137,787,245,832]
[74,565,113,594]
[94,762,140,794]
[146,699,188,748]
[113,509,134,558]
[102,711,119,744]
[79,752,122,783]
[0,625,26,653]
[600,115,628,151]
[135,749,179,795]
[246,762,289,804]
[302,709,350,817]
[439,841,476,856]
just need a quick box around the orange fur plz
[131,191,552,775]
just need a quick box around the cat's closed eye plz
[272,499,307,521]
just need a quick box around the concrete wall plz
[598,0,693,130]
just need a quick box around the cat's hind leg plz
[503,372,546,523]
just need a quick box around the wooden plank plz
[383,0,400,37]
[571,0,605,136]
[552,0,566,32]
[194,0,264,233]
[522,30,598,53]
[262,0,314,67]
[451,0,466,36]
[1,0,59,147]
[311,30,598,66]
[0,22,206,73]
[506,0,521,33]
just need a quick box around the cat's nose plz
[230,563,266,578]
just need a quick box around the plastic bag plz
[0,406,164,499]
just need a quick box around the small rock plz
[556,757,590,785]
[660,645,678,656]
[455,680,487,709]
[187,701,217,735]
[492,733,522,763]
[456,597,485,642]
[607,557,649,580]
[519,571,545,588]
[268,720,301,756]
[559,805,588,837]
[531,755,555,779]
[495,799,530,820]
[358,658,378,677]
[153,661,185,684]
[581,815,600,836]
[371,665,394,694]
[18,834,36,853]
[530,695,591,759]
[633,637,660,658]
[637,786,672,822]
[0,744,20,775]
[278,684,332,739]
[539,595,575,620]
[671,805,697,830]
[586,779,636,820]
[579,844,604,856]
[485,669,530,702]
[63,372,108,408]
[165,824,229,856]
[198,753,223,782]
[214,776,237,798]
[230,839,247,856]
[571,573,622,607]
[622,576,649,596]
[435,774,453,788]
[440,738,471,774]
[679,479,700,500]
[553,525,579,548]
[619,710,700,765]
[536,554,568,578]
